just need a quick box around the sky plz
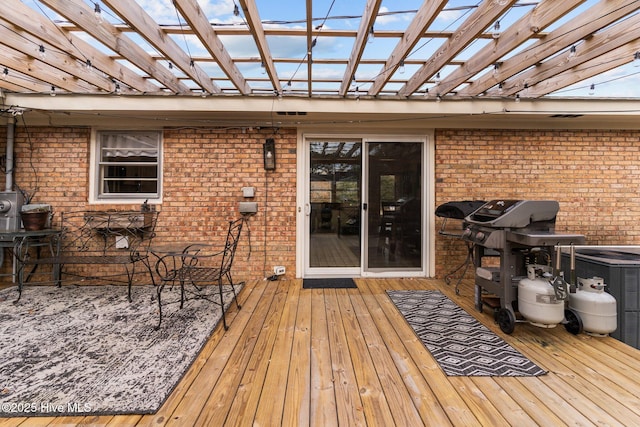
[20,0,640,98]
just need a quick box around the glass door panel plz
[366,142,422,270]
[308,141,362,268]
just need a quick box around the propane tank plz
[518,265,565,328]
[569,277,617,336]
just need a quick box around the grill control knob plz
[475,232,486,242]
[462,228,472,239]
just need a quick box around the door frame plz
[296,131,435,278]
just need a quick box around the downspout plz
[6,116,15,191]
[1,116,15,268]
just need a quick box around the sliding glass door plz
[307,140,362,274]
[365,141,422,270]
[303,137,424,277]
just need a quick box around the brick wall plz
[160,127,297,281]
[0,125,297,284]
[13,127,91,208]
[1,125,640,283]
[435,128,640,278]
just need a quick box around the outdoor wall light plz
[263,138,276,170]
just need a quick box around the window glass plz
[96,131,161,200]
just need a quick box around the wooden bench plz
[17,210,160,301]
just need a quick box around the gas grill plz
[462,200,585,333]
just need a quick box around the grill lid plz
[465,200,559,228]
[435,200,486,219]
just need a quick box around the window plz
[94,130,161,201]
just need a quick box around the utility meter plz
[0,191,23,231]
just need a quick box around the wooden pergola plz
[1,0,639,100]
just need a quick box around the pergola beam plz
[2,0,160,94]
[0,45,95,93]
[40,0,190,94]
[368,0,448,96]
[458,0,640,97]
[0,0,636,101]
[397,0,514,97]
[174,0,250,94]
[498,12,640,97]
[101,0,219,94]
[238,0,282,94]
[0,19,113,92]
[306,0,313,97]
[525,40,640,98]
[425,0,585,98]
[339,0,382,97]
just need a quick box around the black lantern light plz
[263,138,276,170]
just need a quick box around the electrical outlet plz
[273,266,286,276]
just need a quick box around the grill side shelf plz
[507,231,585,247]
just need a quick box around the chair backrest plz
[219,217,244,274]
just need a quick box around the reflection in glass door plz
[305,139,423,275]
[366,142,422,270]
[308,141,362,269]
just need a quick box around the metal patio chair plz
[154,217,245,329]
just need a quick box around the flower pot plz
[21,210,49,231]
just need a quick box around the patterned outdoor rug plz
[387,290,546,376]
[0,283,240,417]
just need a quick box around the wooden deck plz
[3,278,640,426]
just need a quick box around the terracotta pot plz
[21,211,49,231]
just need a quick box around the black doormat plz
[302,278,357,289]
[387,290,546,376]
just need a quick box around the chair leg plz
[180,280,186,309]
[218,277,228,330]
[123,264,134,303]
[16,264,25,303]
[155,281,165,330]
[54,263,63,287]
[226,271,242,310]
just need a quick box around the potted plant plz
[18,189,53,231]
[20,205,52,231]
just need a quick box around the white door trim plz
[295,130,435,278]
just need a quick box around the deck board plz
[3,278,640,426]
[361,279,479,426]
[348,290,425,426]
[224,280,289,426]
[310,289,338,426]
[253,279,300,427]
[335,288,396,427]
[157,275,269,426]
[196,279,281,426]
[513,335,639,426]
[360,283,450,426]
[282,283,311,426]
[357,280,455,426]
[468,377,538,426]
[324,290,367,427]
